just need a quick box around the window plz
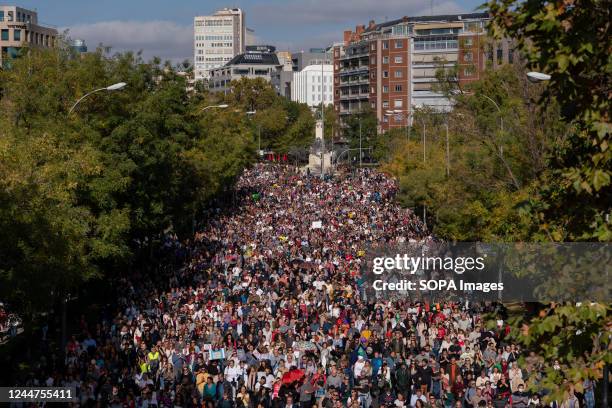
[464,52,473,62]
[382,100,389,108]
[414,37,458,51]
[383,71,388,78]
[370,57,375,64]
[464,38,473,47]
[508,48,514,64]
[383,86,389,93]
[394,99,403,108]
[394,56,403,63]
[394,70,403,78]
[371,87,375,93]
[395,85,402,92]
[395,40,403,48]
[497,48,503,63]
[371,102,376,109]
[382,41,388,49]
[371,43,376,50]
[382,56,388,64]
[1,29,8,41]
[463,68,472,77]
[486,46,494,63]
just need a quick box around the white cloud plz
[64,20,193,62]
[62,2,476,62]
[249,0,470,50]
[250,0,468,26]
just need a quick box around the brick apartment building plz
[333,13,513,133]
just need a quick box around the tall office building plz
[194,7,246,82]
[0,5,57,68]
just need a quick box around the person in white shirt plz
[395,392,407,407]
[224,360,241,384]
[353,355,366,378]
[409,389,427,407]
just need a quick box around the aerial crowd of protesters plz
[14,164,595,408]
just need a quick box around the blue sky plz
[16,0,485,61]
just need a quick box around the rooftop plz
[363,12,490,32]
[226,52,280,66]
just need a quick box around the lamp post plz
[201,103,229,112]
[320,62,326,179]
[68,82,127,115]
[479,94,520,189]
[246,110,262,157]
[385,109,411,140]
[480,94,503,139]
[359,114,362,167]
[526,71,551,82]
[418,115,426,163]
[413,113,427,230]
[195,103,229,228]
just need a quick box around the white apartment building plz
[291,64,333,107]
[194,7,245,81]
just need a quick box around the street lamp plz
[388,109,411,140]
[200,103,228,111]
[527,71,551,82]
[414,112,427,230]
[68,82,127,115]
[246,110,262,157]
[479,94,521,189]
[480,94,503,135]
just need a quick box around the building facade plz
[209,48,280,93]
[291,49,331,72]
[71,39,87,54]
[291,64,333,107]
[333,13,512,132]
[245,27,256,46]
[272,49,332,100]
[0,5,57,68]
[194,8,245,82]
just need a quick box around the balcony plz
[339,76,369,86]
[339,51,369,61]
[339,92,369,101]
[338,65,369,76]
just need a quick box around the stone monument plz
[307,120,332,175]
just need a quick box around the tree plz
[343,106,378,163]
[381,65,563,241]
[486,0,611,242]
[0,45,254,314]
[482,1,611,403]
[225,77,315,153]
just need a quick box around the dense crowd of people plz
[14,165,596,408]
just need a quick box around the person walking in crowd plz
[15,164,596,407]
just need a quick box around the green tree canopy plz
[0,45,254,313]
